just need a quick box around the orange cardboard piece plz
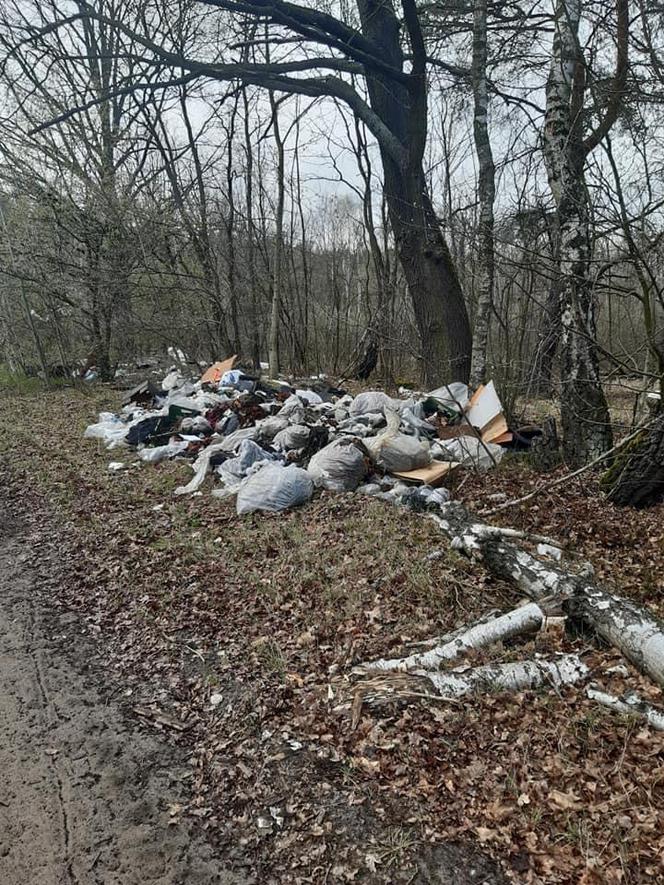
[469,383,485,407]
[491,431,513,445]
[392,460,460,486]
[480,412,510,443]
[201,355,237,385]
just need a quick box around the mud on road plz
[0,518,248,885]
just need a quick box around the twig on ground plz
[481,420,655,517]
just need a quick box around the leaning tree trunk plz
[606,409,664,506]
[357,0,472,386]
[385,169,472,384]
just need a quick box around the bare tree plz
[469,0,495,386]
[542,0,628,465]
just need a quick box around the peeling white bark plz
[365,603,544,672]
[422,654,588,698]
[586,685,664,731]
[570,588,664,688]
[431,510,581,600]
[433,504,664,688]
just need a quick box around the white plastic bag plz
[308,439,368,492]
[255,415,289,440]
[427,382,470,412]
[138,440,189,463]
[217,439,280,485]
[161,369,184,391]
[273,424,311,452]
[350,391,404,417]
[296,388,323,405]
[433,436,504,471]
[364,410,431,472]
[278,394,306,424]
[217,426,258,453]
[236,464,314,515]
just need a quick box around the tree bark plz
[364,603,544,672]
[357,0,472,385]
[586,685,664,731]
[268,90,285,377]
[607,409,664,507]
[469,0,495,387]
[358,655,588,707]
[543,0,612,465]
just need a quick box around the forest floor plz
[0,384,662,884]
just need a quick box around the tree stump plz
[606,411,664,507]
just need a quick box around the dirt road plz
[0,521,248,885]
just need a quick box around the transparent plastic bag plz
[308,439,368,492]
[272,424,311,452]
[350,391,403,417]
[236,464,314,514]
[217,439,280,485]
[364,410,431,472]
[433,436,504,471]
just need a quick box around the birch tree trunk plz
[469,0,496,387]
[543,0,612,466]
[268,90,285,377]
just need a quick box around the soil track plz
[0,517,248,885]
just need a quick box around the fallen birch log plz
[432,503,664,688]
[586,685,664,731]
[364,603,544,672]
[568,588,664,687]
[423,655,588,698]
[357,655,589,708]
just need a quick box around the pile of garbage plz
[85,358,534,516]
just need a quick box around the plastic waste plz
[221,369,243,386]
[307,438,368,492]
[180,415,212,434]
[175,440,233,495]
[427,382,470,413]
[296,389,323,405]
[433,436,504,471]
[217,439,280,485]
[278,394,306,424]
[392,486,450,511]
[355,482,383,497]
[217,426,259,452]
[255,415,289,440]
[162,369,184,391]
[138,440,189,463]
[273,424,311,452]
[236,463,314,515]
[350,391,404,417]
[84,414,124,442]
[364,410,431,472]
[215,413,240,436]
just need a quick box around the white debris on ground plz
[84,361,521,515]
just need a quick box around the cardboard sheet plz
[467,380,502,431]
[480,412,510,443]
[392,460,460,486]
[201,355,237,385]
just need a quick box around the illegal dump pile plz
[84,358,529,515]
[83,361,664,738]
